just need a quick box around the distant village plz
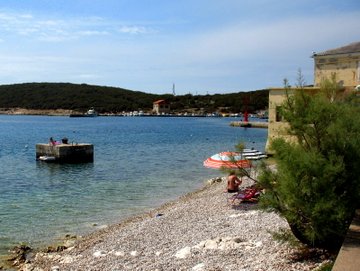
[104,100,268,119]
[115,99,268,118]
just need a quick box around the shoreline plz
[0,108,270,120]
[0,108,74,116]
[13,177,331,271]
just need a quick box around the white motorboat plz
[38,155,56,162]
[70,108,98,117]
[84,108,98,117]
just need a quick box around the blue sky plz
[0,0,359,95]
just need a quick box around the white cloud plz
[38,33,72,42]
[0,10,154,43]
[78,30,109,36]
[176,11,360,65]
[118,25,154,35]
[0,6,358,94]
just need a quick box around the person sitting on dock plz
[227,171,242,193]
[49,137,56,146]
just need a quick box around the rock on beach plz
[20,177,330,271]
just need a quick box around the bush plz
[259,76,360,251]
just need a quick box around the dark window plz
[276,106,283,122]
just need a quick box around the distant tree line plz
[0,82,268,114]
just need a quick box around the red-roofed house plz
[153,99,170,115]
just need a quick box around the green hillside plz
[0,82,268,114]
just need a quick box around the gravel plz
[20,177,330,271]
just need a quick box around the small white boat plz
[84,108,98,117]
[39,155,56,162]
[70,108,98,117]
[241,149,267,160]
[243,154,268,160]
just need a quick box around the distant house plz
[313,41,360,89]
[153,99,170,115]
[266,41,360,153]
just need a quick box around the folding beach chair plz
[228,187,261,205]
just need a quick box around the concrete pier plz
[36,143,94,163]
[230,121,268,128]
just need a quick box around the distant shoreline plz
[0,109,270,122]
[0,108,73,116]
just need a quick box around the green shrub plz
[259,75,360,251]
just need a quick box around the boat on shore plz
[241,148,267,160]
[69,108,98,117]
[38,155,56,162]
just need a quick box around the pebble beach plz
[18,177,331,271]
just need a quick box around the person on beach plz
[227,171,242,193]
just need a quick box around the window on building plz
[276,106,283,122]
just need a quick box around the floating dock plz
[230,121,268,128]
[36,143,94,163]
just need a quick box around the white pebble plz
[155,251,162,256]
[174,246,191,259]
[60,255,75,264]
[93,250,107,257]
[192,262,205,271]
[203,239,218,249]
[114,251,125,257]
[130,250,138,256]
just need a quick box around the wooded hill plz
[0,82,268,114]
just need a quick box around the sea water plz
[0,115,267,257]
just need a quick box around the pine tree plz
[259,75,360,251]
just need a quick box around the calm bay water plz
[0,115,267,256]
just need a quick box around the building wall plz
[314,52,360,88]
[153,103,170,114]
[266,87,320,153]
[266,44,359,154]
[266,88,292,153]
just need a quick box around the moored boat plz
[69,108,98,117]
[38,155,56,162]
[84,108,97,117]
[241,149,267,160]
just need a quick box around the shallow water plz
[0,115,267,256]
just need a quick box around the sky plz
[0,0,359,95]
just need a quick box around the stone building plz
[313,41,360,89]
[266,41,360,153]
[265,86,320,153]
[153,99,170,115]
